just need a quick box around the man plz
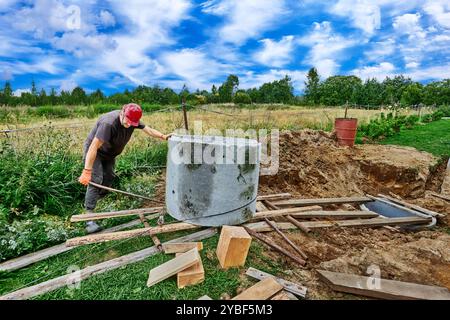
[78,103,172,233]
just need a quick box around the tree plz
[233,91,252,104]
[400,83,423,106]
[319,75,362,106]
[382,75,413,105]
[218,75,239,103]
[3,81,12,97]
[304,67,320,105]
[90,89,105,104]
[70,86,87,105]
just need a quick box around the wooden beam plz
[429,191,450,202]
[255,202,269,212]
[0,228,217,300]
[245,267,307,298]
[285,215,311,234]
[317,270,450,300]
[252,206,322,220]
[296,216,431,230]
[264,218,308,260]
[0,217,149,272]
[377,194,444,218]
[257,193,292,201]
[138,213,162,251]
[271,290,299,300]
[273,196,372,207]
[162,242,203,254]
[70,207,163,222]
[253,209,378,220]
[232,277,283,300]
[216,226,252,269]
[243,221,296,233]
[147,248,200,287]
[65,222,200,247]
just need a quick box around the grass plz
[0,227,287,300]
[380,119,450,157]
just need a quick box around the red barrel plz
[334,118,358,147]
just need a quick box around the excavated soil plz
[257,130,450,299]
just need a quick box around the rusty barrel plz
[334,118,358,147]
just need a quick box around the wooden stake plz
[264,218,308,260]
[89,181,153,201]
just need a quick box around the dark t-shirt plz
[84,110,145,160]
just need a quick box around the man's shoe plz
[86,221,102,234]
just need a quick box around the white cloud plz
[393,13,424,36]
[239,69,306,91]
[352,62,396,80]
[253,35,295,67]
[0,56,63,76]
[52,32,117,58]
[332,0,381,35]
[161,48,231,90]
[298,21,356,77]
[59,79,77,92]
[424,0,450,29]
[202,0,287,45]
[405,63,450,81]
[13,88,31,97]
[364,38,396,62]
[406,62,419,69]
[98,10,116,28]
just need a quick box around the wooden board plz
[243,221,296,232]
[317,270,450,300]
[232,277,283,300]
[65,222,200,247]
[245,267,307,298]
[176,253,205,288]
[273,196,372,207]
[254,209,378,220]
[0,228,217,300]
[0,217,146,272]
[271,290,299,300]
[70,207,163,222]
[255,202,269,212]
[147,248,200,287]
[257,193,292,201]
[162,242,203,254]
[251,206,322,220]
[296,216,431,229]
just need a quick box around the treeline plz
[1,69,449,107]
[304,68,450,107]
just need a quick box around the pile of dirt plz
[259,129,442,198]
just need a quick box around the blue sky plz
[1,0,449,95]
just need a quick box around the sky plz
[0,0,449,96]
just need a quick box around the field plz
[0,104,448,300]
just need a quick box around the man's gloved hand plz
[78,169,92,186]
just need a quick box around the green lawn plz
[380,119,450,157]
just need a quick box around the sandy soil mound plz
[260,129,441,198]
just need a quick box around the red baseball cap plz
[122,103,142,126]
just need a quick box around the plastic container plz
[165,135,261,226]
[334,118,358,147]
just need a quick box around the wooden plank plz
[0,217,148,272]
[254,209,378,220]
[273,196,372,207]
[176,253,205,288]
[252,206,322,220]
[70,207,163,222]
[147,248,200,287]
[257,193,292,201]
[65,222,200,247]
[232,277,283,300]
[429,191,450,202]
[297,216,431,230]
[244,221,296,233]
[377,194,444,218]
[271,290,299,300]
[0,228,217,300]
[317,270,450,300]
[162,242,203,254]
[256,202,269,212]
[245,267,307,298]
[285,215,311,234]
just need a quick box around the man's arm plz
[79,137,104,186]
[142,125,172,140]
[84,137,104,169]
